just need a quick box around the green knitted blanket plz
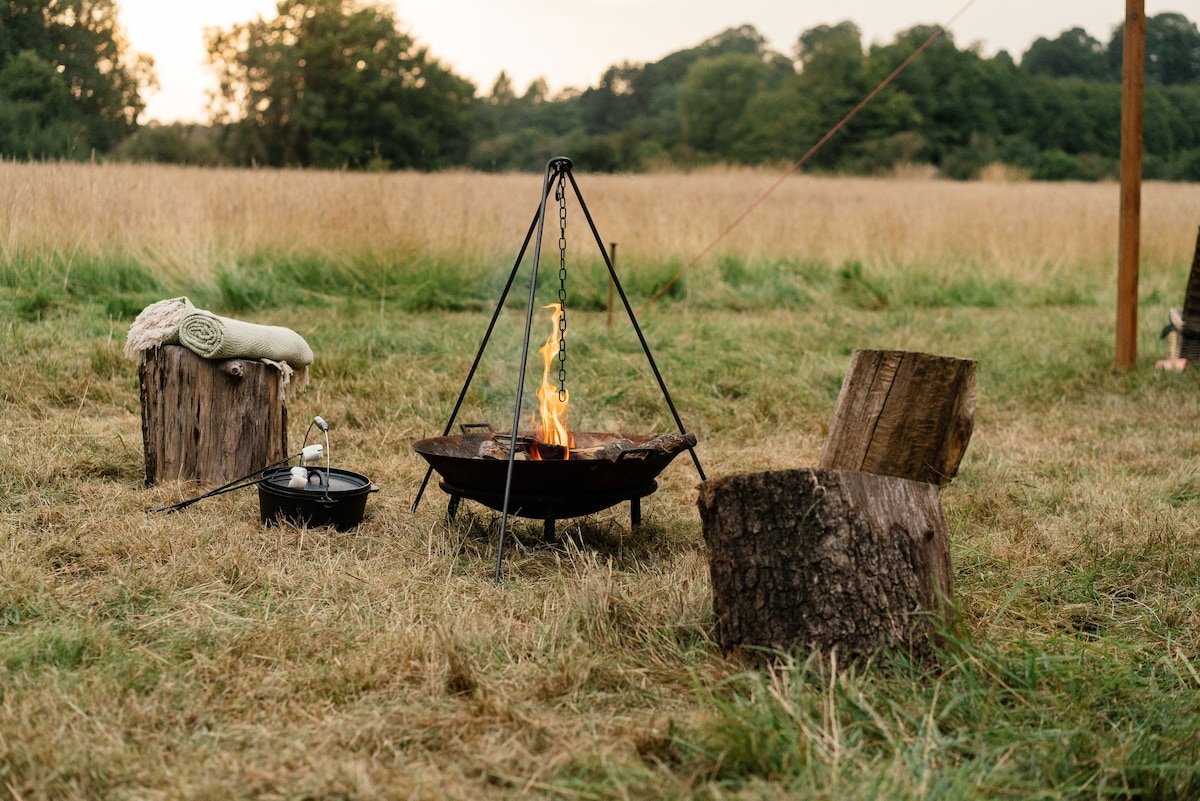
[178,309,313,365]
[124,297,313,366]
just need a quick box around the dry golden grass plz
[4,161,1199,285]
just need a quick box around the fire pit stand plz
[442,481,655,540]
[411,156,704,580]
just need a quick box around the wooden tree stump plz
[698,468,953,660]
[820,349,976,486]
[139,345,288,485]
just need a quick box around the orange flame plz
[533,303,573,459]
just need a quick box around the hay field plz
[4,160,1199,278]
[4,161,1200,799]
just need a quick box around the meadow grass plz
[3,162,1200,799]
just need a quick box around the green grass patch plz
[3,627,98,675]
[660,634,1200,799]
[0,253,168,321]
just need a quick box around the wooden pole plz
[1116,0,1145,371]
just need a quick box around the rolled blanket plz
[177,308,314,366]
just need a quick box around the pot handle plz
[369,484,381,493]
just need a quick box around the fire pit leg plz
[446,495,461,522]
[544,518,556,540]
[631,498,642,528]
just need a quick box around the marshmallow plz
[301,444,325,463]
[287,466,309,488]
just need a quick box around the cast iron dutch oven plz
[258,466,379,531]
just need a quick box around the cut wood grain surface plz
[820,349,976,486]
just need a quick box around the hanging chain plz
[556,170,568,402]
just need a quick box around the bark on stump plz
[820,349,976,486]
[698,468,953,660]
[139,345,288,485]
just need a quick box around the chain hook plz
[556,168,568,402]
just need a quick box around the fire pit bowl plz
[412,430,694,521]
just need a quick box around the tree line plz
[4,0,1200,180]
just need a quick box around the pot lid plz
[260,466,372,495]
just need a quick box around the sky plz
[118,0,1197,124]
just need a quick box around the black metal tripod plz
[410,156,705,581]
